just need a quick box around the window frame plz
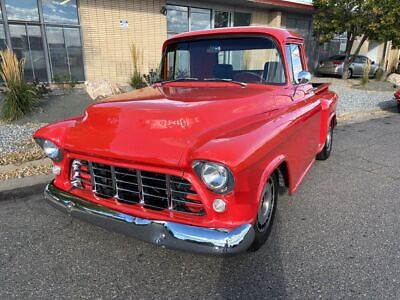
[0,0,85,82]
[166,3,252,36]
[161,34,287,86]
[285,43,305,85]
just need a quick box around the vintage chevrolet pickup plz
[34,27,337,256]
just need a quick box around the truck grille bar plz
[70,160,205,216]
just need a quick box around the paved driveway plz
[1,114,399,299]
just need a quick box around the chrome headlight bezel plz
[192,161,234,194]
[34,137,63,162]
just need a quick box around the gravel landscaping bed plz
[313,77,397,115]
[0,122,43,156]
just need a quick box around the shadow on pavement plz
[216,206,287,299]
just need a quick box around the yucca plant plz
[0,50,38,121]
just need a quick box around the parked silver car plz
[316,55,381,78]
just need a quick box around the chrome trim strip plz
[44,183,254,256]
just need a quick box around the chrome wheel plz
[326,123,333,152]
[257,177,275,232]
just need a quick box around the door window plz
[286,44,304,84]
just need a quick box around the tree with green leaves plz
[313,0,400,79]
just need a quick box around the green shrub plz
[130,71,146,89]
[0,50,38,121]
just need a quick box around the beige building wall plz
[388,47,400,71]
[79,0,167,83]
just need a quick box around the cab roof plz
[164,26,303,46]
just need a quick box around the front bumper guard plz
[44,183,255,256]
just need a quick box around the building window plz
[5,0,39,21]
[46,26,84,81]
[233,12,251,26]
[166,4,251,37]
[214,11,230,28]
[166,5,189,37]
[9,24,47,81]
[0,0,84,82]
[190,8,211,31]
[42,0,79,24]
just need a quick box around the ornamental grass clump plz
[129,44,146,89]
[0,50,38,121]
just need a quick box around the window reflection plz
[47,26,85,81]
[233,12,251,26]
[0,25,6,50]
[214,11,230,28]
[190,8,211,31]
[42,0,79,24]
[9,24,47,81]
[64,28,84,80]
[46,27,70,80]
[167,5,188,37]
[5,0,39,21]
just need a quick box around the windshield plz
[159,37,286,85]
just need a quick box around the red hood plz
[59,84,290,168]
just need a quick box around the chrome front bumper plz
[44,183,255,256]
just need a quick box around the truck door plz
[285,43,322,172]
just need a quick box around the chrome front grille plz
[70,160,204,216]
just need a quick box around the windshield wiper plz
[154,78,199,86]
[203,78,247,87]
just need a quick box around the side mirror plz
[297,70,312,84]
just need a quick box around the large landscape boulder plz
[387,73,400,87]
[85,81,130,101]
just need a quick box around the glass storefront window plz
[214,11,230,28]
[46,27,70,80]
[42,0,79,24]
[5,0,39,21]
[0,25,6,50]
[190,8,211,31]
[1,0,85,82]
[9,24,47,81]
[233,12,251,26]
[64,27,84,80]
[46,26,85,81]
[167,5,188,37]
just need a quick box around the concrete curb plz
[0,174,54,201]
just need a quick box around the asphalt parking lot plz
[1,112,399,299]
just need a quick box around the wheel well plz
[331,114,337,128]
[276,161,289,190]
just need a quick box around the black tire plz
[317,121,334,160]
[248,173,278,251]
[346,69,353,79]
[397,104,400,113]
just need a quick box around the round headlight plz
[201,163,228,190]
[43,140,60,160]
[34,138,63,161]
[192,161,234,194]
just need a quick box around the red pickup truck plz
[34,27,337,256]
